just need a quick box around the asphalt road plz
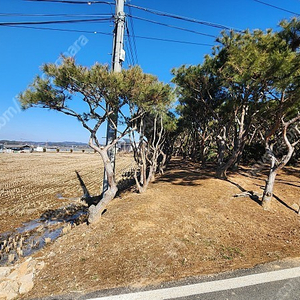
[170,278,300,300]
[33,258,300,300]
[87,266,300,300]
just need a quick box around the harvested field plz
[0,152,134,233]
[17,158,300,299]
[1,156,300,299]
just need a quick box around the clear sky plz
[0,0,299,143]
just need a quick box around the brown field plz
[1,155,300,299]
[18,158,300,299]
[0,152,134,233]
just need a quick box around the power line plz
[125,24,136,65]
[0,17,112,26]
[128,14,216,38]
[25,0,115,14]
[0,12,217,40]
[253,0,300,16]
[3,23,214,46]
[26,0,114,5]
[27,0,242,32]
[125,28,135,65]
[124,34,135,66]
[126,3,242,32]
[124,42,132,66]
[3,24,113,35]
[0,13,112,17]
[131,34,214,47]
[127,4,139,64]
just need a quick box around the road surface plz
[87,265,300,300]
[33,258,300,300]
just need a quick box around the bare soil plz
[0,152,134,233]
[2,155,300,299]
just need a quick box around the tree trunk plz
[261,114,300,210]
[88,148,118,224]
[216,149,241,179]
[199,131,208,166]
[217,126,227,166]
[261,166,277,210]
[158,150,167,174]
[261,147,295,210]
[217,139,226,166]
[88,185,118,223]
[233,140,246,170]
[134,164,155,193]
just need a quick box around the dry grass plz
[17,158,300,299]
[0,152,134,233]
[2,155,300,299]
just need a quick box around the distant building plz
[4,144,33,153]
[45,147,58,152]
[118,138,132,152]
[35,146,44,152]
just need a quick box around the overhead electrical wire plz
[0,13,112,17]
[125,25,137,65]
[3,0,216,48]
[127,4,139,64]
[126,3,242,32]
[253,0,300,16]
[124,43,131,66]
[2,23,214,46]
[0,17,112,26]
[26,0,114,5]
[0,12,217,40]
[128,14,216,38]
[25,0,115,13]
[124,34,135,66]
[126,31,135,65]
[26,0,240,32]
[3,24,112,35]
[124,20,135,65]
[129,34,214,47]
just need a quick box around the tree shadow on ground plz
[155,158,215,186]
[226,178,297,213]
[238,167,300,189]
[276,168,300,188]
[275,180,300,189]
[225,179,262,206]
[75,170,102,206]
[161,159,299,213]
[237,168,266,182]
[272,194,299,213]
[282,166,300,177]
[75,170,136,207]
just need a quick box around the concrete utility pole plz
[103,0,126,192]
[111,0,126,73]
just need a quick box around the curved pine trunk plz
[216,152,239,179]
[261,169,277,210]
[88,185,118,223]
[134,164,155,193]
[158,150,167,174]
[261,114,299,210]
[88,148,118,224]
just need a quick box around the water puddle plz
[0,203,88,266]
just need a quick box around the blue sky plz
[0,0,299,143]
